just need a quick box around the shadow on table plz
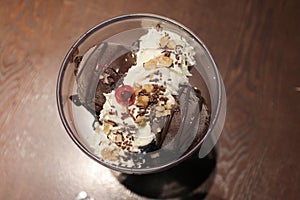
[114,148,217,200]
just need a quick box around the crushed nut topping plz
[144,55,173,70]
[101,148,118,162]
[129,83,176,125]
[159,34,177,49]
[136,95,149,107]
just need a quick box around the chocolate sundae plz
[71,24,210,168]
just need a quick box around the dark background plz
[0,0,299,199]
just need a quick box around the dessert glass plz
[56,14,226,174]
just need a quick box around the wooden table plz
[1,0,299,199]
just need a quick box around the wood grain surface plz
[1,0,299,199]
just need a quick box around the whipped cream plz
[93,26,198,167]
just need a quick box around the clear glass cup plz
[56,14,226,174]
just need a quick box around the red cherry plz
[115,85,135,106]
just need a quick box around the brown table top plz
[1,0,299,199]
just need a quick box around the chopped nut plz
[134,85,142,96]
[135,115,145,123]
[101,148,119,162]
[144,55,173,70]
[95,125,101,133]
[104,124,111,133]
[160,35,176,49]
[115,134,123,142]
[165,102,173,110]
[136,95,149,107]
[158,56,173,67]
[159,36,169,48]
[144,59,158,70]
[167,40,176,49]
[143,84,154,93]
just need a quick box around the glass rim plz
[56,13,224,174]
